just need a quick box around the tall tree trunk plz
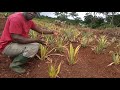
[92,12,96,24]
[110,12,114,26]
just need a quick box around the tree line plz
[39,12,120,29]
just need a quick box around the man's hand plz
[37,38,47,46]
[38,34,45,39]
[53,31,59,37]
[41,39,47,46]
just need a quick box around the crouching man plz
[0,12,58,74]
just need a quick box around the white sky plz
[40,12,105,20]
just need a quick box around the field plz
[0,18,120,78]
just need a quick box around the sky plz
[40,12,105,20]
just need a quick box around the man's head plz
[23,12,37,20]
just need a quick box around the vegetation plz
[80,32,94,48]
[47,59,62,78]
[54,37,65,53]
[112,52,120,65]
[92,35,109,54]
[64,43,81,65]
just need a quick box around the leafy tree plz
[69,12,79,19]
[98,12,117,26]
[84,13,104,28]
[106,14,120,27]
[54,12,69,21]
[84,14,93,24]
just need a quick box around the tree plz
[85,12,97,24]
[54,12,61,17]
[84,14,93,24]
[113,14,120,27]
[69,12,82,24]
[69,12,79,19]
[110,12,116,25]
[36,12,41,17]
[106,14,120,27]
[54,12,69,21]
[98,12,117,25]
[84,13,104,28]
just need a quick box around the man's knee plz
[23,43,40,58]
[32,43,40,46]
[31,43,40,50]
[28,43,40,53]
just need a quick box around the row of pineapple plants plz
[30,19,120,78]
[46,43,81,78]
[28,31,111,78]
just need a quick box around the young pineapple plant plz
[111,37,117,43]
[61,28,80,42]
[29,30,38,39]
[37,44,56,61]
[112,52,120,65]
[92,35,109,54]
[108,51,120,66]
[36,44,48,61]
[64,43,81,65]
[108,42,120,66]
[44,35,56,47]
[47,59,62,78]
[80,32,94,48]
[39,44,48,60]
[72,30,81,42]
[54,37,65,53]
[115,41,120,49]
[37,44,65,61]
[80,36,89,48]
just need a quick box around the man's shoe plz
[10,65,26,74]
[9,54,29,74]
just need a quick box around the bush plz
[99,23,116,29]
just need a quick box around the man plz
[0,12,58,74]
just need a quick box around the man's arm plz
[32,25,54,34]
[11,34,46,45]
